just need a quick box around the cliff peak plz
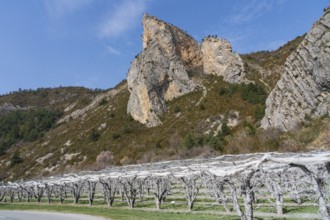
[127,14,246,127]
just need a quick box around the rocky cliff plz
[127,14,201,127]
[261,8,330,131]
[201,36,246,83]
[127,14,246,127]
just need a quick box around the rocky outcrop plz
[142,14,202,69]
[201,37,246,83]
[127,14,247,127]
[127,14,201,127]
[261,8,330,131]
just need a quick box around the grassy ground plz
[0,191,323,220]
[0,203,240,220]
[0,203,315,220]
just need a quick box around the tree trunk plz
[108,198,114,207]
[275,198,283,215]
[188,201,193,211]
[230,185,246,220]
[155,198,161,209]
[74,197,79,204]
[311,178,329,218]
[243,190,253,220]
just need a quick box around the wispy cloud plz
[225,0,285,25]
[44,0,93,19]
[107,45,121,55]
[99,0,147,38]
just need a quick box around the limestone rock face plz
[201,37,246,83]
[142,15,202,69]
[261,9,330,131]
[127,14,247,127]
[127,14,201,127]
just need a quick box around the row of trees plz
[0,152,329,220]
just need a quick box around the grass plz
[0,203,240,220]
[0,202,317,220]
[0,190,323,220]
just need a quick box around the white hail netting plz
[2,151,328,187]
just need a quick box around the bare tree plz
[240,170,258,220]
[225,178,246,220]
[34,184,45,203]
[23,186,35,203]
[263,172,284,215]
[45,183,54,204]
[17,186,24,202]
[53,184,67,204]
[205,175,230,213]
[65,180,84,204]
[222,170,260,220]
[0,186,7,202]
[179,175,202,211]
[8,187,16,203]
[120,176,146,208]
[150,176,171,209]
[85,179,98,206]
[99,177,120,207]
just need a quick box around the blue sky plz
[0,0,328,95]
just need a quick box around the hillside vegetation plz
[241,35,305,91]
[0,87,103,114]
[0,108,62,155]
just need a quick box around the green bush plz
[243,121,256,135]
[220,121,231,136]
[240,83,267,104]
[89,129,100,142]
[112,133,121,140]
[254,105,265,121]
[155,141,162,149]
[99,98,108,106]
[173,106,181,113]
[218,83,267,105]
[10,152,23,166]
[206,133,225,152]
[184,134,195,149]
[218,85,239,96]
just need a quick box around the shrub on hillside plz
[89,129,100,142]
[10,152,23,167]
[240,83,267,104]
[218,83,267,105]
